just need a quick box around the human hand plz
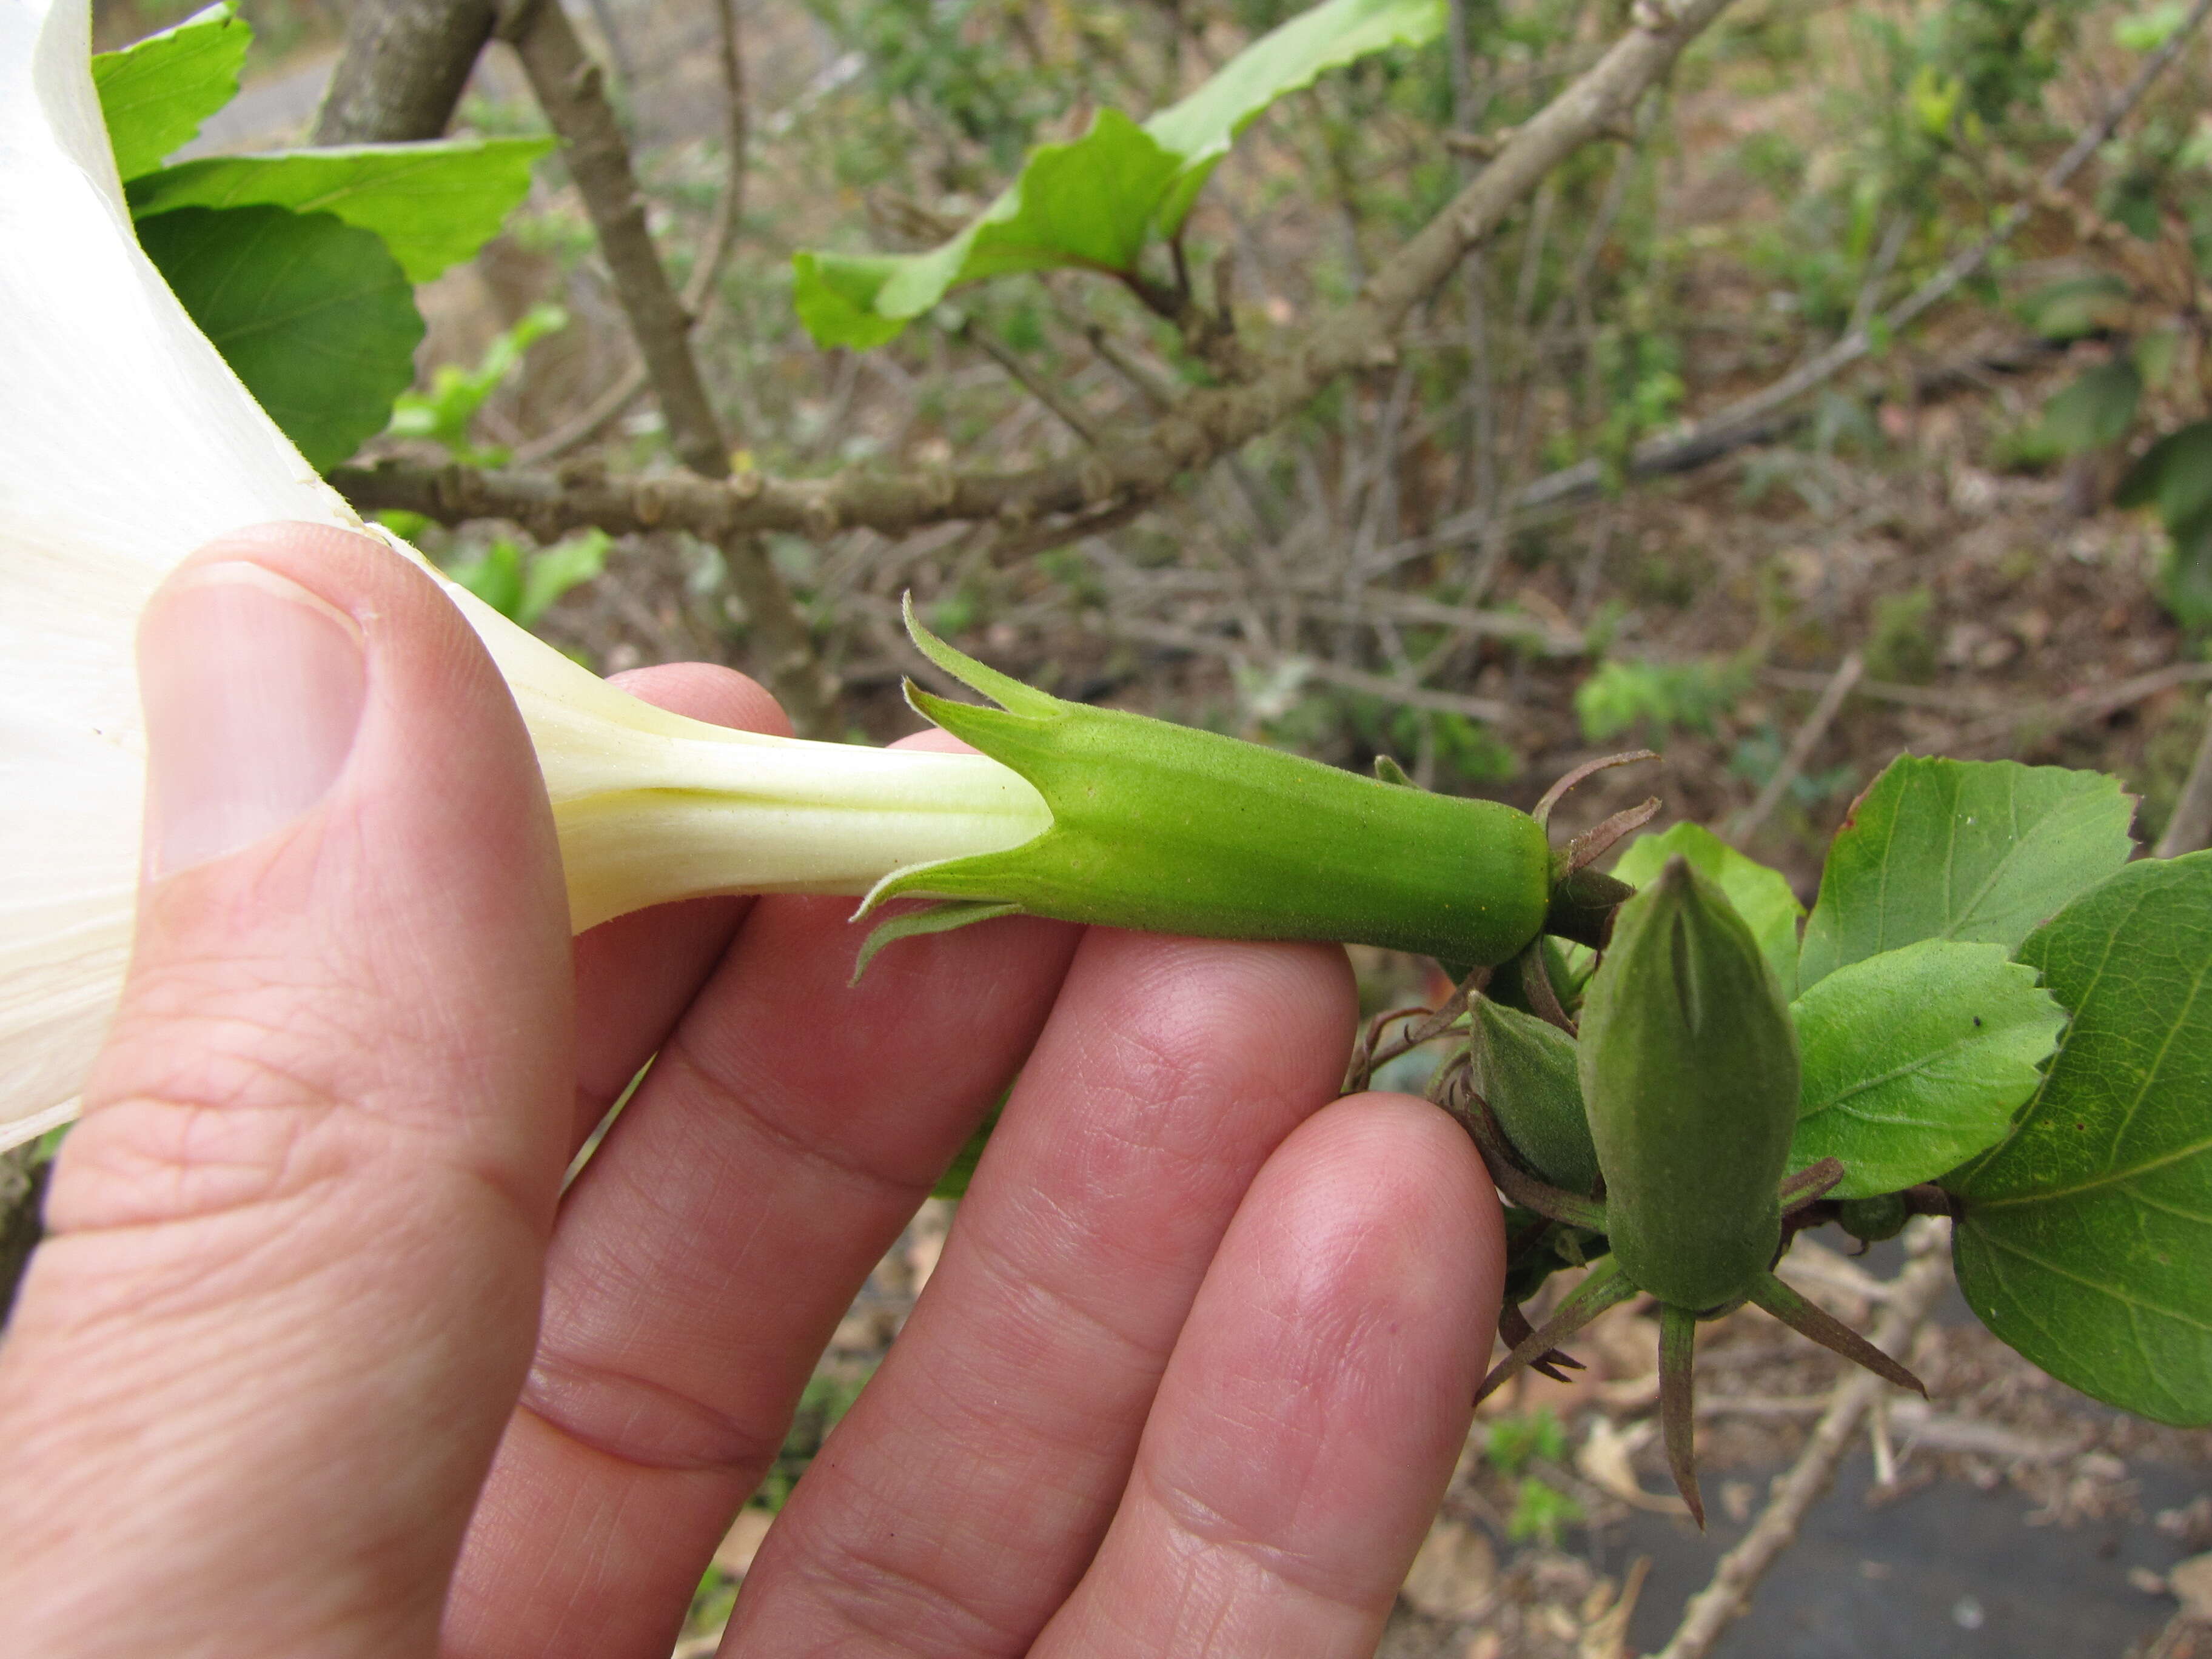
[0,525,1504,1659]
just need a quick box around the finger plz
[0,525,573,1658]
[728,932,1358,1659]
[568,662,789,1147]
[1036,1093,1502,1659]
[444,894,1085,1658]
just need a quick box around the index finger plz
[444,855,1084,1658]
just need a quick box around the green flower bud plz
[1473,997,1600,1195]
[1577,855,1799,1312]
[866,603,1553,968]
[1837,1193,1910,1244]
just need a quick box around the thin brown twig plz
[337,0,1740,552]
[1103,614,1518,723]
[1652,1221,1952,1659]
[1954,661,2212,749]
[1730,650,1862,844]
[504,0,728,475]
[501,0,838,734]
[962,323,1103,446]
[1758,666,1998,716]
[515,0,752,466]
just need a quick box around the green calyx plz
[1576,854,1800,1312]
[863,599,1552,971]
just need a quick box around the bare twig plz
[1956,662,2212,749]
[1082,322,1177,412]
[2156,694,2212,857]
[1730,651,1862,843]
[1515,0,2212,512]
[1652,1221,1952,1659]
[338,0,1740,551]
[514,0,751,467]
[504,0,728,475]
[1758,665,1998,716]
[963,323,1103,446]
[1106,614,1517,723]
[500,0,838,734]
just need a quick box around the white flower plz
[0,0,1049,1148]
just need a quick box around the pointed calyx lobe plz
[874,600,1552,965]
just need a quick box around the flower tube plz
[0,0,1050,1148]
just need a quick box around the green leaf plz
[1789,939,2065,1198]
[2116,1,2190,52]
[92,1,248,181]
[126,137,552,281]
[791,0,1444,347]
[518,529,611,628]
[1142,0,1446,233]
[1572,655,1748,746]
[1947,853,2212,1427]
[1798,757,2136,991]
[387,303,569,462]
[1611,822,1803,999]
[2116,420,2212,528]
[136,204,424,474]
[2036,359,2142,455]
[795,109,1179,348]
[444,537,527,619]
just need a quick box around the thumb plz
[0,525,574,1658]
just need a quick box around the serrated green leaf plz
[136,204,424,473]
[1611,821,1803,998]
[1798,757,2136,991]
[1143,0,1446,233]
[93,1,249,181]
[2036,359,2142,455]
[791,0,1445,347]
[1947,853,2212,1427]
[1788,939,2065,1198]
[125,137,551,281]
[796,109,1179,348]
[2116,420,2212,526]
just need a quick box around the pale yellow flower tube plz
[0,0,1050,1150]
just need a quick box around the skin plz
[0,525,1506,1659]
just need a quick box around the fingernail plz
[138,561,367,880]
